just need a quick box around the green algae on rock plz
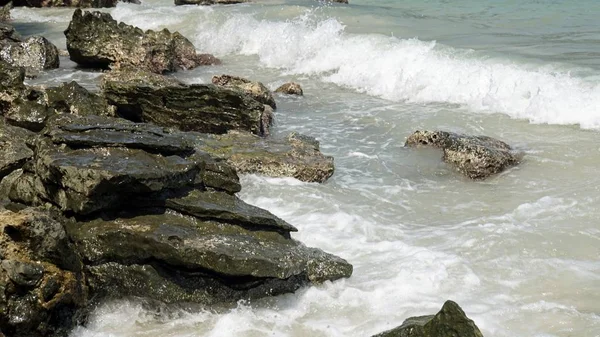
[405,130,522,179]
[372,300,484,337]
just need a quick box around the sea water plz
[10,0,600,336]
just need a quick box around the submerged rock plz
[102,69,271,136]
[65,9,219,73]
[194,130,335,183]
[405,130,521,179]
[175,0,249,5]
[212,74,277,109]
[0,207,87,337]
[275,82,303,96]
[0,24,59,77]
[372,300,484,337]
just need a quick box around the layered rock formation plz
[65,9,219,73]
[372,300,484,337]
[405,130,522,179]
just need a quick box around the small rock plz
[212,74,277,109]
[175,0,249,5]
[275,82,303,96]
[405,130,522,179]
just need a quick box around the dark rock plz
[194,130,335,183]
[65,9,219,73]
[212,74,277,109]
[275,82,303,96]
[67,207,352,304]
[201,156,241,194]
[405,130,522,179]
[0,120,34,181]
[101,69,270,136]
[372,300,483,337]
[4,89,50,131]
[0,22,20,41]
[46,81,114,117]
[0,59,25,114]
[175,0,249,5]
[10,0,117,7]
[0,207,87,337]
[0,33,59,77]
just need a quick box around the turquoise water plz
[10,1,600,336]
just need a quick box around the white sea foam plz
[191,11,600,129]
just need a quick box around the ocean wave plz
[192,11,600,130]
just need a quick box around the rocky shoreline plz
[0,4,506,336]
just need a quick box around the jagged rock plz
[175,0,248,5]
[4,88,50,131]
[0,120,34,180]
[0,3,10,21]
[101,69,271,136]
[0,31,59,77]
[67,205,352,304]
[405,130,522,179]
[8,0,117,7]
[372,300,483,337]
[212,74,277,109]
[194,130,335,183]
[0,207,87,337]
[275,82,303,96]
[65,9,219,73]
[45,81,114,117]
[0,58,25,113]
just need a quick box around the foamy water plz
[11,0,600,336]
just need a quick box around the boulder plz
[212,74,277,109]
[194,130,335,183]
[101,69,271,136]
[0,207,87,337]
[175,0,248,5]
[65,9,219,73]
[67,205,352,305]
[372,300,483,337]
[275,82,303,96]
[0,35,59,77]
[405,130,521,179]
[8,0,117,7]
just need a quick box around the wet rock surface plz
[0,207,87,337]
[102,69,270,135]
[65,9,219,73]
[372,300,484,337]
[212,74,277,109]
[405,130,522,179]
[194,130,335,183]
[275,82,303,96]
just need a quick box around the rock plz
[194,130,335,183]
[101,69,270,136]
[372,300,484,337]
[0,32,59,77]
[326,0,348,3]
[0,3,10,21]
[275,82,303,96]
[0,58,25,114]
[212,74,277,109]
[0,22,20,41]
[174,0,249,5]
[10,0,118,7]
[0,120,34,181]
[4,88,51,131]
[65,9,219,73]
[405,130,521,179]
[0,207,87,337]
[45,81,114,117]
[67,206,352,305]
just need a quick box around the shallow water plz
[10,0,600,336]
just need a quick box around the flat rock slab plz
[405,130,522,179]
[194,131,335,183]
[45,114,195,156]
[372,300,483,337]
[68,208,352,303]
[102,71,269,135]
